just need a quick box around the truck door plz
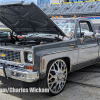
[76,20,98,69]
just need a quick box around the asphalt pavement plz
[0,63,100,100]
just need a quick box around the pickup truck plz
[0,1,99,95]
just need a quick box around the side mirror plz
[84,32,94,38]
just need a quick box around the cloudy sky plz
[0,0,37,4]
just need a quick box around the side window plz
[77,21,93,38]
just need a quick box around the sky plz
[0,0,37,4]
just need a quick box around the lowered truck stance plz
[0,1,99,95]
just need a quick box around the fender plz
[41,49,78,74]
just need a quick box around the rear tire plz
[37,59,68,95]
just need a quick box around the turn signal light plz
[5,64,7,68]
[51,16,63,18]
[55,16,58,18]
[74,15,77,17]
[59,15,62,18]
[52,16,55,18]
[42,59,45,69]
[25,66,33,70]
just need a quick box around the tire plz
[37,59,68,95]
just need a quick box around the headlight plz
[27,53,32,62]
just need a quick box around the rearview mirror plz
[84,32,94,38]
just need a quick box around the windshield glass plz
[52,19,75,37]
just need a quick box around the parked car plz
[0,27,25,40]
[0,2,99,95]
[0,28,11,39]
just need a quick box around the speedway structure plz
[40,0,100,17]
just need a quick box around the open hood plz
[0,1,65,36]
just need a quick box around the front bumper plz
[0,63,39,83]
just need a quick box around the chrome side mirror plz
[84,32,94,38]
[80,32,94,44]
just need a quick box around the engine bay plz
[0,35,63,48]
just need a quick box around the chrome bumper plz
[0,65,39,83]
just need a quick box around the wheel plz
[47,59,68,95]
[37,59,68,95]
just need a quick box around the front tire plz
[37,59,68,95]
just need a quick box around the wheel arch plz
[46,57,71,73]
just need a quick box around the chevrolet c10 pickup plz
[0,1,99,95]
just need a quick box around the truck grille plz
[0,49,21,62]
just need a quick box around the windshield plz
[53,19,75,37]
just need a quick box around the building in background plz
[37,0,63,6]
[37,0,50,6]
[50,0,64,3]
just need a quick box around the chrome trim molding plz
[32,53,34,65]
[20,51,25,63]
[5,68,39,82]
[0,60,34,67]
[0,46,32,52]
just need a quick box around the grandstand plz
[40,0,100,17]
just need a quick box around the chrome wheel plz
[47,59,67,94]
